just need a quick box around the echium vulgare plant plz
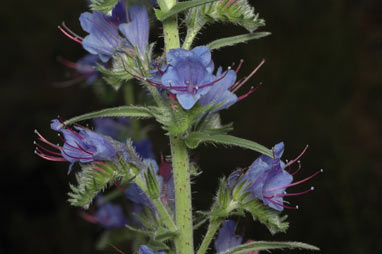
[34,0,323,253]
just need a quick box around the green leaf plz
[90,0,119,13]
[207,32,271,50]
[185,132,273,157]
[243,200,289,234]
[155,0,220,21]
[68,162,122,209]
[153,227,178,241]
[221,241,319,254]
[63,106,153,126]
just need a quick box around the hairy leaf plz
[63,106,153,126]
[90,0,119,13]
[155,0,219,21]
[221,241,319,254]
[185,132,273,157]
[207,32,271,50]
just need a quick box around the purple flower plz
[215,220,242,253]
[75,54,100,83]
[238,142,321,211]
[199,66,238,111]
[133,138,154,159]
[95,201,127,228]
[161,46,215,109]
[119,5,149,57]
[93,117,131,140]
[34,119,126,174]
[138,245,167,254]
[79,0,128,62]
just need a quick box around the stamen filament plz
[267,169,323,192]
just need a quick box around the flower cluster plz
[229,142,322,211]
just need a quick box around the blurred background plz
[1,0,381,253]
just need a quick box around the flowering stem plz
[170,135,194,254]
[123,83,141,139]
[159,0,180,52]
[197,218,222,254]
[133,169,177,232]
[183,22,205,50]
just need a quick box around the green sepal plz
[90,0,118,13]
[207,32,271,51]
[243,200,289,234]
[153,227,179,241]
[155,0,220,21]
[144,167,160,199]
[185,132,273,157]
[68,162,128,209]
[97,64,132,90]
[62,105,153,127]
[219,241,319,254]
[194,112,233,136]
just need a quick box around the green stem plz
[123,83,141,138]
[170,135,194,254]
[183,22,205,50]
[197,218,222,254]
[133,171,177,232]
[161,0,180,52]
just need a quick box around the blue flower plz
[75,54,100,83]
[138,245,167,254]
[95,201,127,228]
[241,142,293,211]
[119,5,150,57]
[237,142,320,211]
[199,66,238,111]
[93,117,131,140]
[79,1,128,62]
[215,220,242,253]
[161,46,215,109]
[133,138,154,159]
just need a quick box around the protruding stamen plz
[284,145,309,168]
[35,149,66,161]
[231,59,265,93]
[237,83,262,101]
[58,25,83,44]
[264,196,298,210]
[235,59,244,73]
[272,186,315,197]
[267,169,323,192]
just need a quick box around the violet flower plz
[238,142,321,211]
[161,46,215,109]
[215,220,242,253]
[119,5,150,57]
[139,245,167,254]
[79,0,128,62]
[95,201,127,228]
[34,119,125,174]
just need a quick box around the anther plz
[295,205,299,209]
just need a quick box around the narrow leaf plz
[222,241,319,254]
[90,0,118,13]
[155,0,219,21]
[185,132,273,157]
[207,32,271,50]
[63,106,153,126]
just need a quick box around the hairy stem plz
[170,135,194,254]
[197,218,222,254]
[133,170,177,232]
[160,0,180,52]
[183,21,205,50]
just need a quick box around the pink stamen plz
[58,26,83,44]
[34,142,62,156]
[237,83,262,101]
[93,164,106,174]
[79,211,98,224]
[276,186,315,197]
[267,169,323,192]
[62,149,93,160]
[264,196,298,210]
[284,145,308,168]
[35,150,66,162]
[231,59,265,93]
[235,59,244,73]
[108,243,126,254]
[34,130,61,150]
[289,162,302,176]
[114,183,126,192]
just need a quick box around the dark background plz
[1,0,381,253]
